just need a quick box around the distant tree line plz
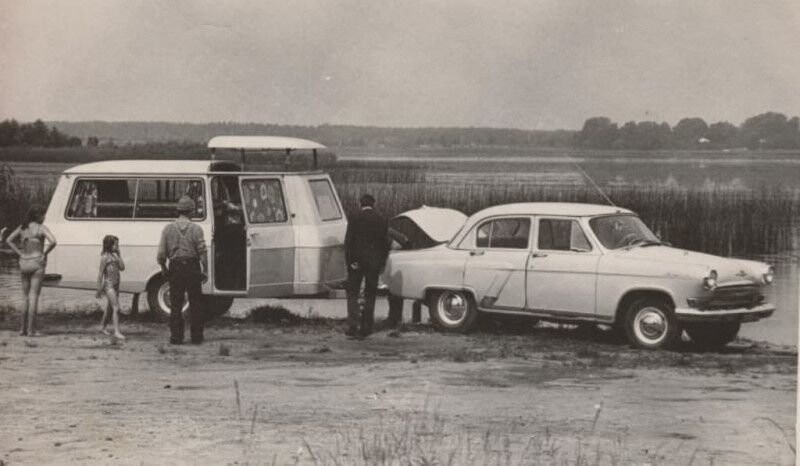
[0,119,82,148]
[49,121,577,149]
[4,113,799,150]
[577,112,800,150]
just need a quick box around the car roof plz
[472,202,633,218]
[63,160,325,175]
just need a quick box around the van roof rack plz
[208,136,327,169]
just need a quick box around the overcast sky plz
[1,0,799,129]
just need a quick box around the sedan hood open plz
[393,205,467,244]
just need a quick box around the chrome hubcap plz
[633,306,667,344]
[157,282,189,315]
[437,292,467,326]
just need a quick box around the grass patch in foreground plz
[301,407,632,465]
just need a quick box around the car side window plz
[475,218,530,249]
[67,179,136,219]
[538,219,592,252]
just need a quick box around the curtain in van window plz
[241,179,286,224]
[135,179,205,219]
[67,179,136,219]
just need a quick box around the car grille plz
[704,284,763,310]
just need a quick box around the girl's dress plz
[102,253,121,292]
[18,224,45,276]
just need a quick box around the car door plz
[239,176,295,297]
[462,216,532,310]
[526,217,600,318]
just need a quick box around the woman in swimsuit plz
[5,205,57,336]
[96,235,126,339]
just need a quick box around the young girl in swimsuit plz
[96,235,126,339]
[5,205,57,336]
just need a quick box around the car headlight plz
[703,270,718,290]
[763,266,774,285]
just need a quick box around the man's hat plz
[177,195,195,213]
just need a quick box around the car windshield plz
[589,215,660,250]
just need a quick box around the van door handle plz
[530,252,548,258]
[248,231,259,238]
[470,250,485,256]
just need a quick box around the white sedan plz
[383,203,775,349]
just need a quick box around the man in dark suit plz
[344,194,389,338]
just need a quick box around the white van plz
[42,136,348,317]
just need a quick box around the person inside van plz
[5,205,57,336]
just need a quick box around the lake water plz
[0,250,796,347]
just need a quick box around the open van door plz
[239,176,296,297]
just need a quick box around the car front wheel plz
[624,297,680,350]
[685,322,740,350]
[428,289,478,333]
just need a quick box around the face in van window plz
[67,179,136,219]
[241,179,286,224]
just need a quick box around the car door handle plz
[248,231,259,238]
[470,250,485,256]
[530,252,548,258]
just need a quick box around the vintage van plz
[42,136,348,317]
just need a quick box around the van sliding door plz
[239,176,295,297]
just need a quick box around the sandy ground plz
[0,302,797,466]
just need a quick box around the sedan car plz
[382,202,775,349]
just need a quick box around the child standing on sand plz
[96,235,125,339]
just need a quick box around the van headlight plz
[763,266,774,285]
[703,270,718,290]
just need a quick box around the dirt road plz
[0,307,796,465]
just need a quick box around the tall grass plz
[1,160,797,258]
[0,164,52,232]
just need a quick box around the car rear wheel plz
[428,289,478,333]
[684,322,740,350]
[624,297,680,350]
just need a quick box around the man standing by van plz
[157,196,208,345]
[344,194,389,338]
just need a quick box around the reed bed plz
[330,166,799,258]
[0,164,52,233]
[1,161,797,258]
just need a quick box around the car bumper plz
[674,303,775,323]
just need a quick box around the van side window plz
[135,178,205,219]
[241,179,287,224]
[309,179,342,221]
[67,179,135,219]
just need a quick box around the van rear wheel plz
[146,275,189,320]
[147,275,235,321]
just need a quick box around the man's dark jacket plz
[345,207,389,271]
